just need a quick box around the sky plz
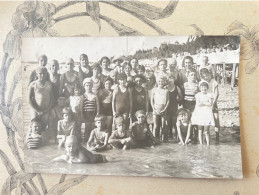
[21,36,189,63]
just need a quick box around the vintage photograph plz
[22,36,242,178]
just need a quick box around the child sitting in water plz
[57,107,77,147]
[52,134,107,164]
[26,117,47,149]
[108,117,132,150]
[131,110,160,148]
[176,108,192,145]
[87,115,109,152]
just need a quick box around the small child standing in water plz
[176,108,192,145]
[151,76,169,141]
[108,117,132,150]
[57,107,77,147]
[191,81,215,145]
[52,134,107,164]
[87,115,109,152]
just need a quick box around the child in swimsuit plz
[151,75,169,141]
[87,115,109,152]
[80,78,100,143]
[108,117,132,150]
[57,107,77,147]
[131,110,160,148]
[122,62,134,88]
[91,63,103,94]
[112,73,132,130]
[176,108,192,145]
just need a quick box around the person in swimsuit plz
[151,75,169,141]
[99,56,111,81]
[129,58,139,76]
[78,54,93,91]
[122,61,134,88]
[57,107,77,147]
[80,78,100,143]
[131,74,148,121]
[59,58,80,98]
[176,108,192,145]
[87,115,109,152]
[97,77,113,134]
[91,63,103,94]
[48,60,60,104]
[112,73,132,130]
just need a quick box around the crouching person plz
[52,133,107,164]
[131,110,160,148]
[108,117,132,150]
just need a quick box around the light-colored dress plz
[191,92,215,126]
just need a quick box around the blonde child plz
[151,76,169,141]
[176,108,192,145]
[57,107,77,147]
[191,81,215,145]
[87,115,109,152]
[108,117,132,150]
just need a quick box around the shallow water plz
[24,141,242,179]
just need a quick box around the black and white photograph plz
[22,36,242,178]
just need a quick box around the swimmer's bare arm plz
[96,95,100,115]
[177,86,184,102]
[212,85,219,109]
[112,87,118,117]
[150,89,155,111]
[59,74,65,95]
[28,83,41,112]
[184,123,192,144]
[51,155,68,162]
[87,130,95,150]
[42,84,54,114]
[176,121,185,145]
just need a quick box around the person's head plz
[30,117,42,134]
[83,78,93,92]
[157,59,167,72]
[199,81,209,93]
[49,60,59,74]
[73,84,81,96]
[200,68,212,82]
[137,65,145,75]
[38,55,48,67]
[80,54,89,67]
[65,135,78,157]
[182,56,193,70]
[115,117,126,133]
[113,57,123,66]
[66,58,74,71]
[109,70,116,82]
[36,67,48,81]
[168,58,177,72]
[103,77,113,90]
[135,110,146,124]
[57,94,67,107]
[157,76,167,88]
[62,107,73,122]
[130,58,139,70]
[201,56,209,65]
[117,73,127,86]
[187,68,197,82]
[91,63,101,77]
[100,56,110,70]
[145,71,156,88]
[134,74,145,87]
[177,108,190,123]
[122,62,132,75]
[94,115,105,129]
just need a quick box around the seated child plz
[57,107,77,147]
[52,134,107,164]
[176,108,192,145]
[131,110,160,148]
[108,117,132,150]
[26,117,47,149]
[87,115,109,152]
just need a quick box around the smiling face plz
[200,71,212,82]
[179,112,188,123]
[157,78,165,88]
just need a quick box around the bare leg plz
[153,115,161,139]
[161,116,168,142]
[204,126,210,146]
[198,126,204,145]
